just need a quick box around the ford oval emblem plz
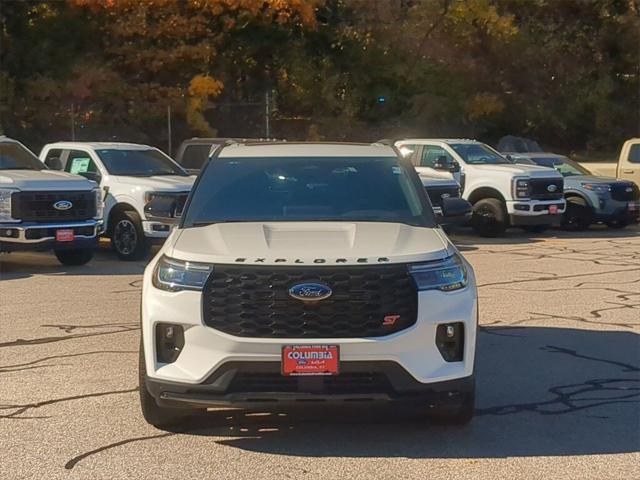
[53,200,73,211]
[289,283,332,302]
[547,184,558,193]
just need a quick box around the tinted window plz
[421,146,453,167]
[183,156,434,227]
[450,143,510,165]
[397,144,420,165]
[0,141,44,170]
[180,144,215,170]
[629,144,640,164]
[44,148,64,168]
[95,149,187,176]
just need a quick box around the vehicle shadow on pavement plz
[0,243,158,281]
[175,326,640,459]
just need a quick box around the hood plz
[170,222,452,266]
[472,163,561,178]
[0,169,96,191]
[114,174,195,192]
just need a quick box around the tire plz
[471,198,508,237]
[606,220,628,229]
[427,389,475,425]
[54,248,94,266]
[139,342,201,429]
[561,197,592,231]
[522,225,548,234]
[111,210,150,261]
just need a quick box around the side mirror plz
[433,156,460,173]
[46,157,63,170]
[505,154,514,162]
[144,196,180,225]
[83,171,102,184]
[439,197,472,226]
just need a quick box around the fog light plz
[436,322,464,362]
[155,323,184,364]
[1,229,18,238]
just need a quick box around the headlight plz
[512,178,530,199]
[582,183,611,194]
[152,255,213,292]
[0,188,19,223]
[409,254,468,292]
[93,188,104,219]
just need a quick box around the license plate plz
[282,345,339,376]
[548,205,559,214]
[55,229,75,242]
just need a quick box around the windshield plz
[450,143,510,165]
[183,156,434,227]
[0,142,45,171]
[95,149,187,176]
[530,156,591,176]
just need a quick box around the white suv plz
[396,139,566,236]
[39,142,195,260]
[139,142,478,428]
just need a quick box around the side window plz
[43,148,64,169]
[65,150,99,178]
[629,144,640,164]
[397,144,420,166]
[181,144,212,170]
[420,146,453,168]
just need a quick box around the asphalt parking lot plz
[1,226,639,480]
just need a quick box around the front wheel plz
[112,210,150,261]
[54,248,94,266]
[139,344,202,429]
[471,198,508,237]
[561,197,592,231]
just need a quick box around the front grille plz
[529,178,564,200]
[610,183,639,202]
[202,264,418,338]
[11,191,96,222]
[426,185,460,208]
[228,371,394,394]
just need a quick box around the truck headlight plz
[93,188,104,219]
[512,178,530,199]
[582,183,611,194]
[409,254,468,292]
[152,255,213,292]
[0,188,19,223]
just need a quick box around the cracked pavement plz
[1,227,639,480]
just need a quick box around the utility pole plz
[70,103,76,141]
[265,90,271,138]
[167,104,173,156]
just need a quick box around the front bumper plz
[507,199,565,226]
[0,219,102,252]
[145,362,475,408]
[594,201,640,224]
[142,220,175,240]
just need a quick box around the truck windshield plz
[450,143,510,165]
[0,142,45,170]
[529,156,591,176]
[96,149,187,177]
[183,156,434,227]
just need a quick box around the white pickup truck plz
[39,142,195,260]
[0,137,102,265]
[395,139,566,236]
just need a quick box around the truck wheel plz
[561,197,592,231]
[112,210,150,261]
[427,390,475,425]
[471,198,507,237]
[54,248,94,266]
[606,220,628,229]
[139,343,201,429]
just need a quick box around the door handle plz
[622,169,634,173]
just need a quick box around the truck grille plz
[202,264,418,338]
[11,191,96,222]
[529,178,564,200]
[610,183,639,202]
[426,185,460,208]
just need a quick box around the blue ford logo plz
[53,200,73,211]
[289,283,332,302]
